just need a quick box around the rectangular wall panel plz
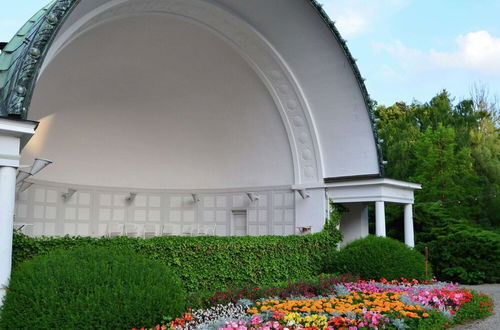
[14,183,298,238]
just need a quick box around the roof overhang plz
[0,117,38,166]
[293,177,421,204]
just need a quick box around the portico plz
[325,178,422,247]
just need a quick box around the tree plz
[374,90,499,237]
[410,124,481,230]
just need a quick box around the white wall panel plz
[14,182,308,238]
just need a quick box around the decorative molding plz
[1,0,81,118]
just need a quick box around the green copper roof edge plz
[3,1,54,51]
[0,1,55,89]
[307,0,384,176]
[0,0,81,118]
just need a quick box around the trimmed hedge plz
[13,231,338,294]
[419,228,500,284]
[331,235,430,280]
[0,247,185,329]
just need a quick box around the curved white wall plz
[217,0,381,178]
[23,14,294,189]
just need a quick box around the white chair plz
[143,224,157,238]
[107,223,124,237]
[197,225,208,236]
[161,224,175,236]
[13,223,25,231]
[125,223,139,237]
[182,224,197,236]
[13,223,34,236]
[198,224,216,236]
[207,223,216,236]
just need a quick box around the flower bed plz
[153,278,493,330]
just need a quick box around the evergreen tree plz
[410,124,481,230]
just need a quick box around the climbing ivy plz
[322,199,345,243]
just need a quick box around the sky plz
[1,0,499,106]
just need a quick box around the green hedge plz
[331,235,430,281]
[1,247,185,329]
[13,232,338,294]
[419,228,500,284]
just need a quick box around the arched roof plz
[0,0,384,179]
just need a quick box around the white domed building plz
[0,0,420,299]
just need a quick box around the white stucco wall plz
[24,14,294,189]
[217,0,381,178]
[339,203,369,245]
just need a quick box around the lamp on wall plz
[297,226,312,235]
[62,188,77,201]
[295,189,310,199]
[191,194,200,203]
[19,181,33,193]
[16,170,32,184]
[30,158,53,175]
[246,192,260,202]
[16,158,52,193]
[126,192,137,204]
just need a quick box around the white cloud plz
[371,40,426,76]
[373,31,500,76]
[374,64,406,81]
[373,40,422,59]
[430,31,500,75]
[334,9,368,37]
[321,0,410,37]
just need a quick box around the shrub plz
[12,231,338,295]
[331,235,429,280]
[418,226,500,284]
[0,247,185,329]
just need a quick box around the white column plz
[0,117,38,305]
[404,203,415,247]
[0,166,17,303]
[375,201,386,237]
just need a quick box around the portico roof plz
[294,177,422,204]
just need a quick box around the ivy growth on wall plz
[322,199,345,243]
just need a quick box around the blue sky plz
[1,0,499,105]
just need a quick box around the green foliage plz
[375,89,499,283]
[404,310,449,330]
[411,124,477,202]
[0,247,185,329]
[331,235,429,280]
[418,224,500,284]
[375,90,499,231]
[322,199,344,242]
[453,290,494,324]
[12,231,339,295]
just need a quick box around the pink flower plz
[251,315,263,325]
